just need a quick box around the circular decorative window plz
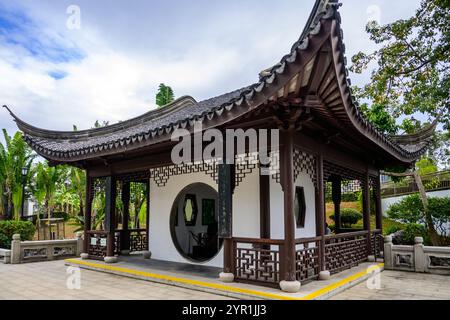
[169,183,223,262]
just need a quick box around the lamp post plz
[20,166,28,220]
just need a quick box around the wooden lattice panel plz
[235,247,280,284]
[87,233,107,258]
[129,230,148,252]
[295,241,320,282]
[325,233,369,274]
[293,149,316,187]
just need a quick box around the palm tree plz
[34,162,62,229]
[0,130,35,220]
[155,83,175,107]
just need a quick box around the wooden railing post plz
[82,173,93,257]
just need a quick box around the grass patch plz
[326,201,404,235]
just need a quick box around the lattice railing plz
[370,229,384,259]
[295,237,321,283]
[324,231,369,274]
[86,231,108,259]
[232,238,283,286]
[129,229,148,252]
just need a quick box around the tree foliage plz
[156,83,175,107]
[351,0,450,166]
[387,194,450,238]
[0,130,35,220]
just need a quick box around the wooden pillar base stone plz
[279,280,301,293]
[319,270,331,280]
[104,256,118,264]
[80,253,89,260]
[219,272,234,283]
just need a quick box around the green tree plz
[33,163,63,223]
[0,130,35,220]
[351,0,449,163]
[156,83,175,107]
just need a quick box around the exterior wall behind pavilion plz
[148,170,260,268]
[269,170,316,239]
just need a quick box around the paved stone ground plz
[331,270,450,300]
[0,260,234,300]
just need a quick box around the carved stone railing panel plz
[10,236,82,263]
[385,237,450,275]
[295,237,321,283]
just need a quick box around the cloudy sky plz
[0,0,420,139]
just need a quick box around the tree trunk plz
[412,171,440,246]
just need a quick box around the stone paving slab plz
[0,260,232,300]
[331,270,450,300]
[65,257,384,300]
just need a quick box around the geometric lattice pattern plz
[270,148,316,186]
[150,160,219,187]
[294,149,316,187]
[235,246,280,284]
[295,239,320,282]
[150,152,278,188]
[87,232,108,259]
[235,153,258,186]
[324,232,369,274]
[370,230,384,259]
[129,229,148,252]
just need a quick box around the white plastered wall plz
[270,170,317,240]
[148,169,261,268]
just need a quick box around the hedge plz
[0,221,36,249]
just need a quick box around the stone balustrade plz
[5,232,83,264]
[384,236,450,275]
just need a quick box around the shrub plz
[0,221,36,249]
[52,212,70,222]
[340,209,362,228]
[385,224,404,235]
[387,194,423,224]
[0,233,10,249]
[387,194,450,239]
[401,223,429,245]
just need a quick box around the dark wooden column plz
[280,129,296,282]
[104,176,117,257]
[331,175,342,233]
[374,175,383,231]
[218,163,235,274]
[259,171,271,240]
[83,172,93,254]
[362,172,371,232]
[315,154,326,271]
[145,180,150,238]
[121,181,130,251]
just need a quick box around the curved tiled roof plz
[4,0,434,163]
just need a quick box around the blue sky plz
[0,0,421,141]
